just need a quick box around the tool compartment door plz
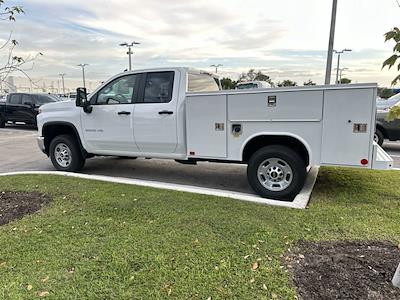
[186,94,227,158]
[321,88,374,166]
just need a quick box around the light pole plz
[210,64,223,74]
[334,49,352,84]
[58,73,66,94]
[120,42,140,71]
[77,64,88,88]
[325,0,338,85]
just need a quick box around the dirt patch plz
[285,240,400,300]
[0,191,52,226]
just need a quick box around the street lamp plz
[77,64,88,88]
[58,73,66,94]
[120,41,140,71]
[334,49,352,84]
[210,64,223,74]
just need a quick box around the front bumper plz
[37,136,46,154]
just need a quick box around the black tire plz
[374,129,384,146]
[247,145,307,201]
[49,134,85,172]
[0,115,5,128]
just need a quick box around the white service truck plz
[36,67,393,201]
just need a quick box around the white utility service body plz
[36,67,393,200]
[187,83,390,168]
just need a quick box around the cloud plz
[1,0,400,87]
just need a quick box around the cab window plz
[142,72,174,103]
[9,94,22,104]
[96,74,138,105]
[188,73,220,92]
[22,94,35,105]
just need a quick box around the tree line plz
[220,69,352,90]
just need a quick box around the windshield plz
[388,93,400,102]
[377,94,400,108]
[47,94,62,102]
[237,83,258,90]
[37,95,60,104]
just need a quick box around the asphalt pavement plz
[0,125,253,194]
[1,125,399,195]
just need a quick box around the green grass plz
[0,167,399,299]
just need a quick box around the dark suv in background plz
[375,94,400,146]
[0,93,61,128]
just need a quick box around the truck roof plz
[109,67,218,80]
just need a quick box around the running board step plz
[371,142,393,170]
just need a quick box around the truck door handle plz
[118,111,131,115]
[158,110,173,115]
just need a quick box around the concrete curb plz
[393,263,400,288]
[0,167,319,209]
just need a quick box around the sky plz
[1,0,400,87]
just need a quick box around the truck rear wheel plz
[49,134,85,172]
[374,129,384,146]
[247,145,307,201]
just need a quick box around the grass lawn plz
[0,167,399,299]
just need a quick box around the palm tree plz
[382,28,400,121]
[382,27,400,86]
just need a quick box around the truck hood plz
[40,100,76,112]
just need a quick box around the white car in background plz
[376,93,400,111]
[236,81,271,90]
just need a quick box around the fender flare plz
[42,121,87,157]
[241,132,312,164]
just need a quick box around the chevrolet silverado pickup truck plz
[0,93,60,127]
[36,67,393,200]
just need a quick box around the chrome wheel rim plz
[257,158,293,192]
[54,143,72,168]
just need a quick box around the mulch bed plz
[285,240,400,300]
[0,191,52,226]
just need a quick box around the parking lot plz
[1,125,399,195]
[0,125,254,194]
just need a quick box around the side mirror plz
[76,87,87,107]
[76,87,92,113]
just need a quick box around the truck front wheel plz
[247,145,307,201]
[49,135,85,172]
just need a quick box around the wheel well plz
[375,124,387,138]
[242,135,310,166]
[42,123,85,156]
